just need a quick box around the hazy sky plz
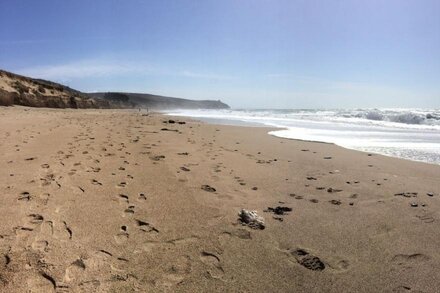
[1,0,439,108]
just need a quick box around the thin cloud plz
[179,70,234,80]
[15,58,234,82]
[16,59,146,81]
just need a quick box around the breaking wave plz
[165,108,440,165]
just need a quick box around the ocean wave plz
[165,108,440,164]
[347,110,440,126]
[167,108,440,130]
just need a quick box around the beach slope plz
[0,107,439,292]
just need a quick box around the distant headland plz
[0,69,230,110]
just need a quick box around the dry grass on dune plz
[0,91,14,106]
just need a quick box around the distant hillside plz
[0,69,230,110]
[0,70,112,108]
[89,92,230,110]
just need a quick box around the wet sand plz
[0,106,440,292]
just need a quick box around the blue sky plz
[1,0,439,108]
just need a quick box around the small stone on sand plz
[238,209,265,230]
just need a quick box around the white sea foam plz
[165,108,440,165]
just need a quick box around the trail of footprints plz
[2,112,437,292]
[114,190,159,246]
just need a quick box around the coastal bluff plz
[89,92,230,110]
[0,69,230,110]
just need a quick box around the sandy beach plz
[1,106,440,293]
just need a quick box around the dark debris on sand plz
[161,128,178,132]
[264,206,292,215]
[150,155,165,161]
[394,192,418,198]
[201,185,216,192]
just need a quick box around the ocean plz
[165,108,440,165]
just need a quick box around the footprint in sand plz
[91,179,102,186]
[329,199,342,205]
[0,253,11,268]
[416,213,435,224]
[290,248,326,271]
[63,259,86,283]
[39,173,56,187]
[26,273,56,293]
[392,285,425,292]
[137,193,147,201]
[85,250,113,272]
[14,226,34,237]
[135,219,159,233]
[38,193,50,205]
[31,240,49,252]
[219,229,251,245]
[170,255,192,275]
[49,221,72,240]
[200,251,224,279]
[28,214,44,225]
[156,255,192,288]
[18,191,31,201]
[124,205,135,216]
[118,194,129,204]
[139,241,162,253]
[38,220,53,235]
[14,214,45,237]
[114,227,129,245]
[117,182,127,188]
[63,222,73,240]
[111,256,130,273]
[391,253,430,266]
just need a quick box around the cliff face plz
[0,69,230,110]
[0,89,113,109]
[0,70,112,108]
[89,92,230,110]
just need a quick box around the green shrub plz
[12,81,29,94]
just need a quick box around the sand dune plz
[0,106,439,292]
[0,69,230,110]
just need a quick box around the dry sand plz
[0,106,439,292]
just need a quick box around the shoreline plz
[167,112,440,167]
[1,107,440,292]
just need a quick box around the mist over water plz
[166,108,440,165]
